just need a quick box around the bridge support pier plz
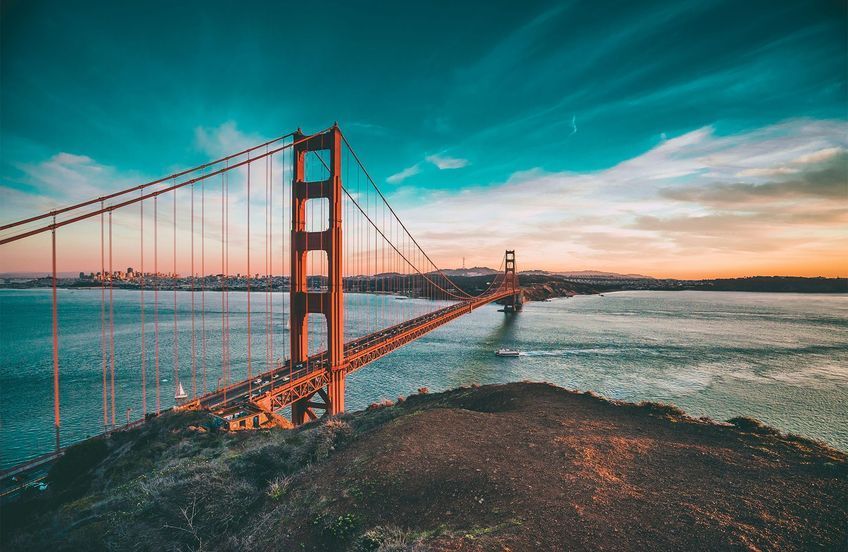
[290,125,346,425]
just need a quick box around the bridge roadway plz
[183,288,515,414]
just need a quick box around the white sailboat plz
[174,381,188,401]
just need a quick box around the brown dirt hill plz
[4,382,846,551]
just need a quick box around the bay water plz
[1,289,846,468]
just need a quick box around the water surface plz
[2,289,846,468]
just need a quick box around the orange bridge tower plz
[290,126,346,424]
[504,249,522,312]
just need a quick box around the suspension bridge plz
[0,125,521,476]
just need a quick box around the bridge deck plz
[183,289,515,414]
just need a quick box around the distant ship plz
[495,348,520,357]
[174,382,188,401]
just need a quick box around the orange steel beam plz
[184,287,514,416]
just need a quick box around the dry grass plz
[3,382,845,551]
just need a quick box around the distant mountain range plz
[437,267,655,280]
[520,269,656,280]
[437,266,501,277]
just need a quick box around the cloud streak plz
[426,154,469,170]
[387,164,421,183]
[388,118,848,278]
[4,119,846,279]
[387,151,469,183]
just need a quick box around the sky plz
[1,0,846,278]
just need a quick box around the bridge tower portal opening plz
[290,125,345,425]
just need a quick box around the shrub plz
[367,399,394,411]
[728,416,780,435]
[308,418,353,462]
[356,525,422,551]
[317,513,360,545]
[229,443,292,485]
[266,476,292,501]
[637,401,686,418]
[47,437,110,495]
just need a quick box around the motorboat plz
[495,348,520,357]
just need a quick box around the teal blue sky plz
[2,1,846,277]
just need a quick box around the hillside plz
[3,382,846,551]
[520,270,655,279]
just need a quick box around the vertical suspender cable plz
[247,160,252,394]
[154,196,160,414]
[173,188,179,399]
[109,210,115,427]
[191,182,196,398]
[265,154,269,370]
[224,165,230,395]
[286,142,291,384]
[268,151,273,372]
[51,218,60,452]
[220,171,225,392]
[201,170,207,394]
[140,193,146,416]
[221,170,226,395]
[100,207,107,429]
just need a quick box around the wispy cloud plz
[8,153,141,218]
[387,163,421,183]
[194,121,264,158]
[5,118,846,278]
[387,151,469,183]
[425,153,469,170]
[389,118,848,278]
[662,151,847,205]
[345,121,391,136]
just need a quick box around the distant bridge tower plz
[503,250,522,312]
[290,125,346,424]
